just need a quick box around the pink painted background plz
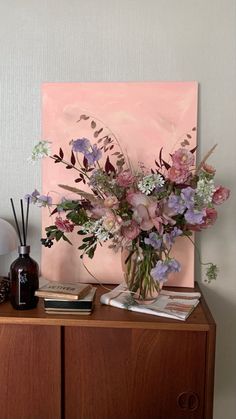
[41,82,198,287]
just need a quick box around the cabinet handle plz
[177,392,199,411]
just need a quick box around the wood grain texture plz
[0,324,61,419]
[64,327,207,419]
[0,283,212,331]
[0,283,215,419]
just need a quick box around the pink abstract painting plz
[41,82,198,287]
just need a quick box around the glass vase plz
[122,247,162,304]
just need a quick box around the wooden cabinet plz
[0,284,215,419]
[0,324,61,419]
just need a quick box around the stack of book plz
[35,278,96,315]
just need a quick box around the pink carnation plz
[171,148,194,169]
[167,166,190,184]
[202,163,216,175]
[121,220,140,240]
[55,216,75,232]
[117,170,135,187]
[212,186,230,205]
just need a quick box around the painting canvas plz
[41,82,198,287]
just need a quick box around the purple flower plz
[24,190,52,207]
[167,258,181,273]
[72,138,91,153]
[163,233,172,249]
[181,187,195,209]
[144,232,162,249]
[37,195,52,207]
[24,189,40,204]
[171,226,183,239]
[163,227,183,250]
[85,144,102,166]
[151,258,181,283]
[167,194,186,214]
[151,260,169,282]
[184,208,206,224]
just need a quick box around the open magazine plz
[100,284,201,321]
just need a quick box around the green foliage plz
[78,235,97,259]
[66,208,88,225]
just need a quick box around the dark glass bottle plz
[10,245,39,310]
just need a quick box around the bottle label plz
[18,273,28,304]
[19,273,28,284]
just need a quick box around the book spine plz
[44,300,93,309]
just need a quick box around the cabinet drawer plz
[0,324,61,419]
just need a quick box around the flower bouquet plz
[27,117,230,303]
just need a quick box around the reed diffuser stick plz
[10,198,23,246]
[20,199,26,246]
[25,197,30,241]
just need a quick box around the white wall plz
[0,1,235,417]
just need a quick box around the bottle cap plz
[18,245,30,255]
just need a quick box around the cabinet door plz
[0,324,61,419]
[64,327,206,419]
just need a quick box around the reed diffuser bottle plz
[10,198,39,310]
[10,245,39,309]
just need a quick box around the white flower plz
[28,140,51,164]
[196,178,215,205]
[138,174,165,195]
[82,220,110,241]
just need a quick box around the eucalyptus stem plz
[124,247,161,301]
[184,233,218,282]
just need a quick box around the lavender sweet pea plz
[184,208,206,224]
[72,138,91,153]
[144,232,162,249]
[85,144,102,166]
[181,187,195,209]
[24,189,40,204]
[167,194,186,214]
[163,227,183,249]
[24,190,52,207]
[151,258,181,283]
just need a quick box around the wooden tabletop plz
[0,283,215,331]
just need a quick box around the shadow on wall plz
[201,285,236,407]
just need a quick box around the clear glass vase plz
[122,247,162,304]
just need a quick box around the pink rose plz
[212,186,230,205]
[167,166,190,184]
[121,220,140,240]
[103,214,116,231]
[126,192,150,207]
[117,170,135,187]
[104,195,118,208]
[126,193,157,231]
[89,205,106,219]
[55,216,75,233]
[102,209,122,232]
[134,204,154,231]
[171,148,194,169]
